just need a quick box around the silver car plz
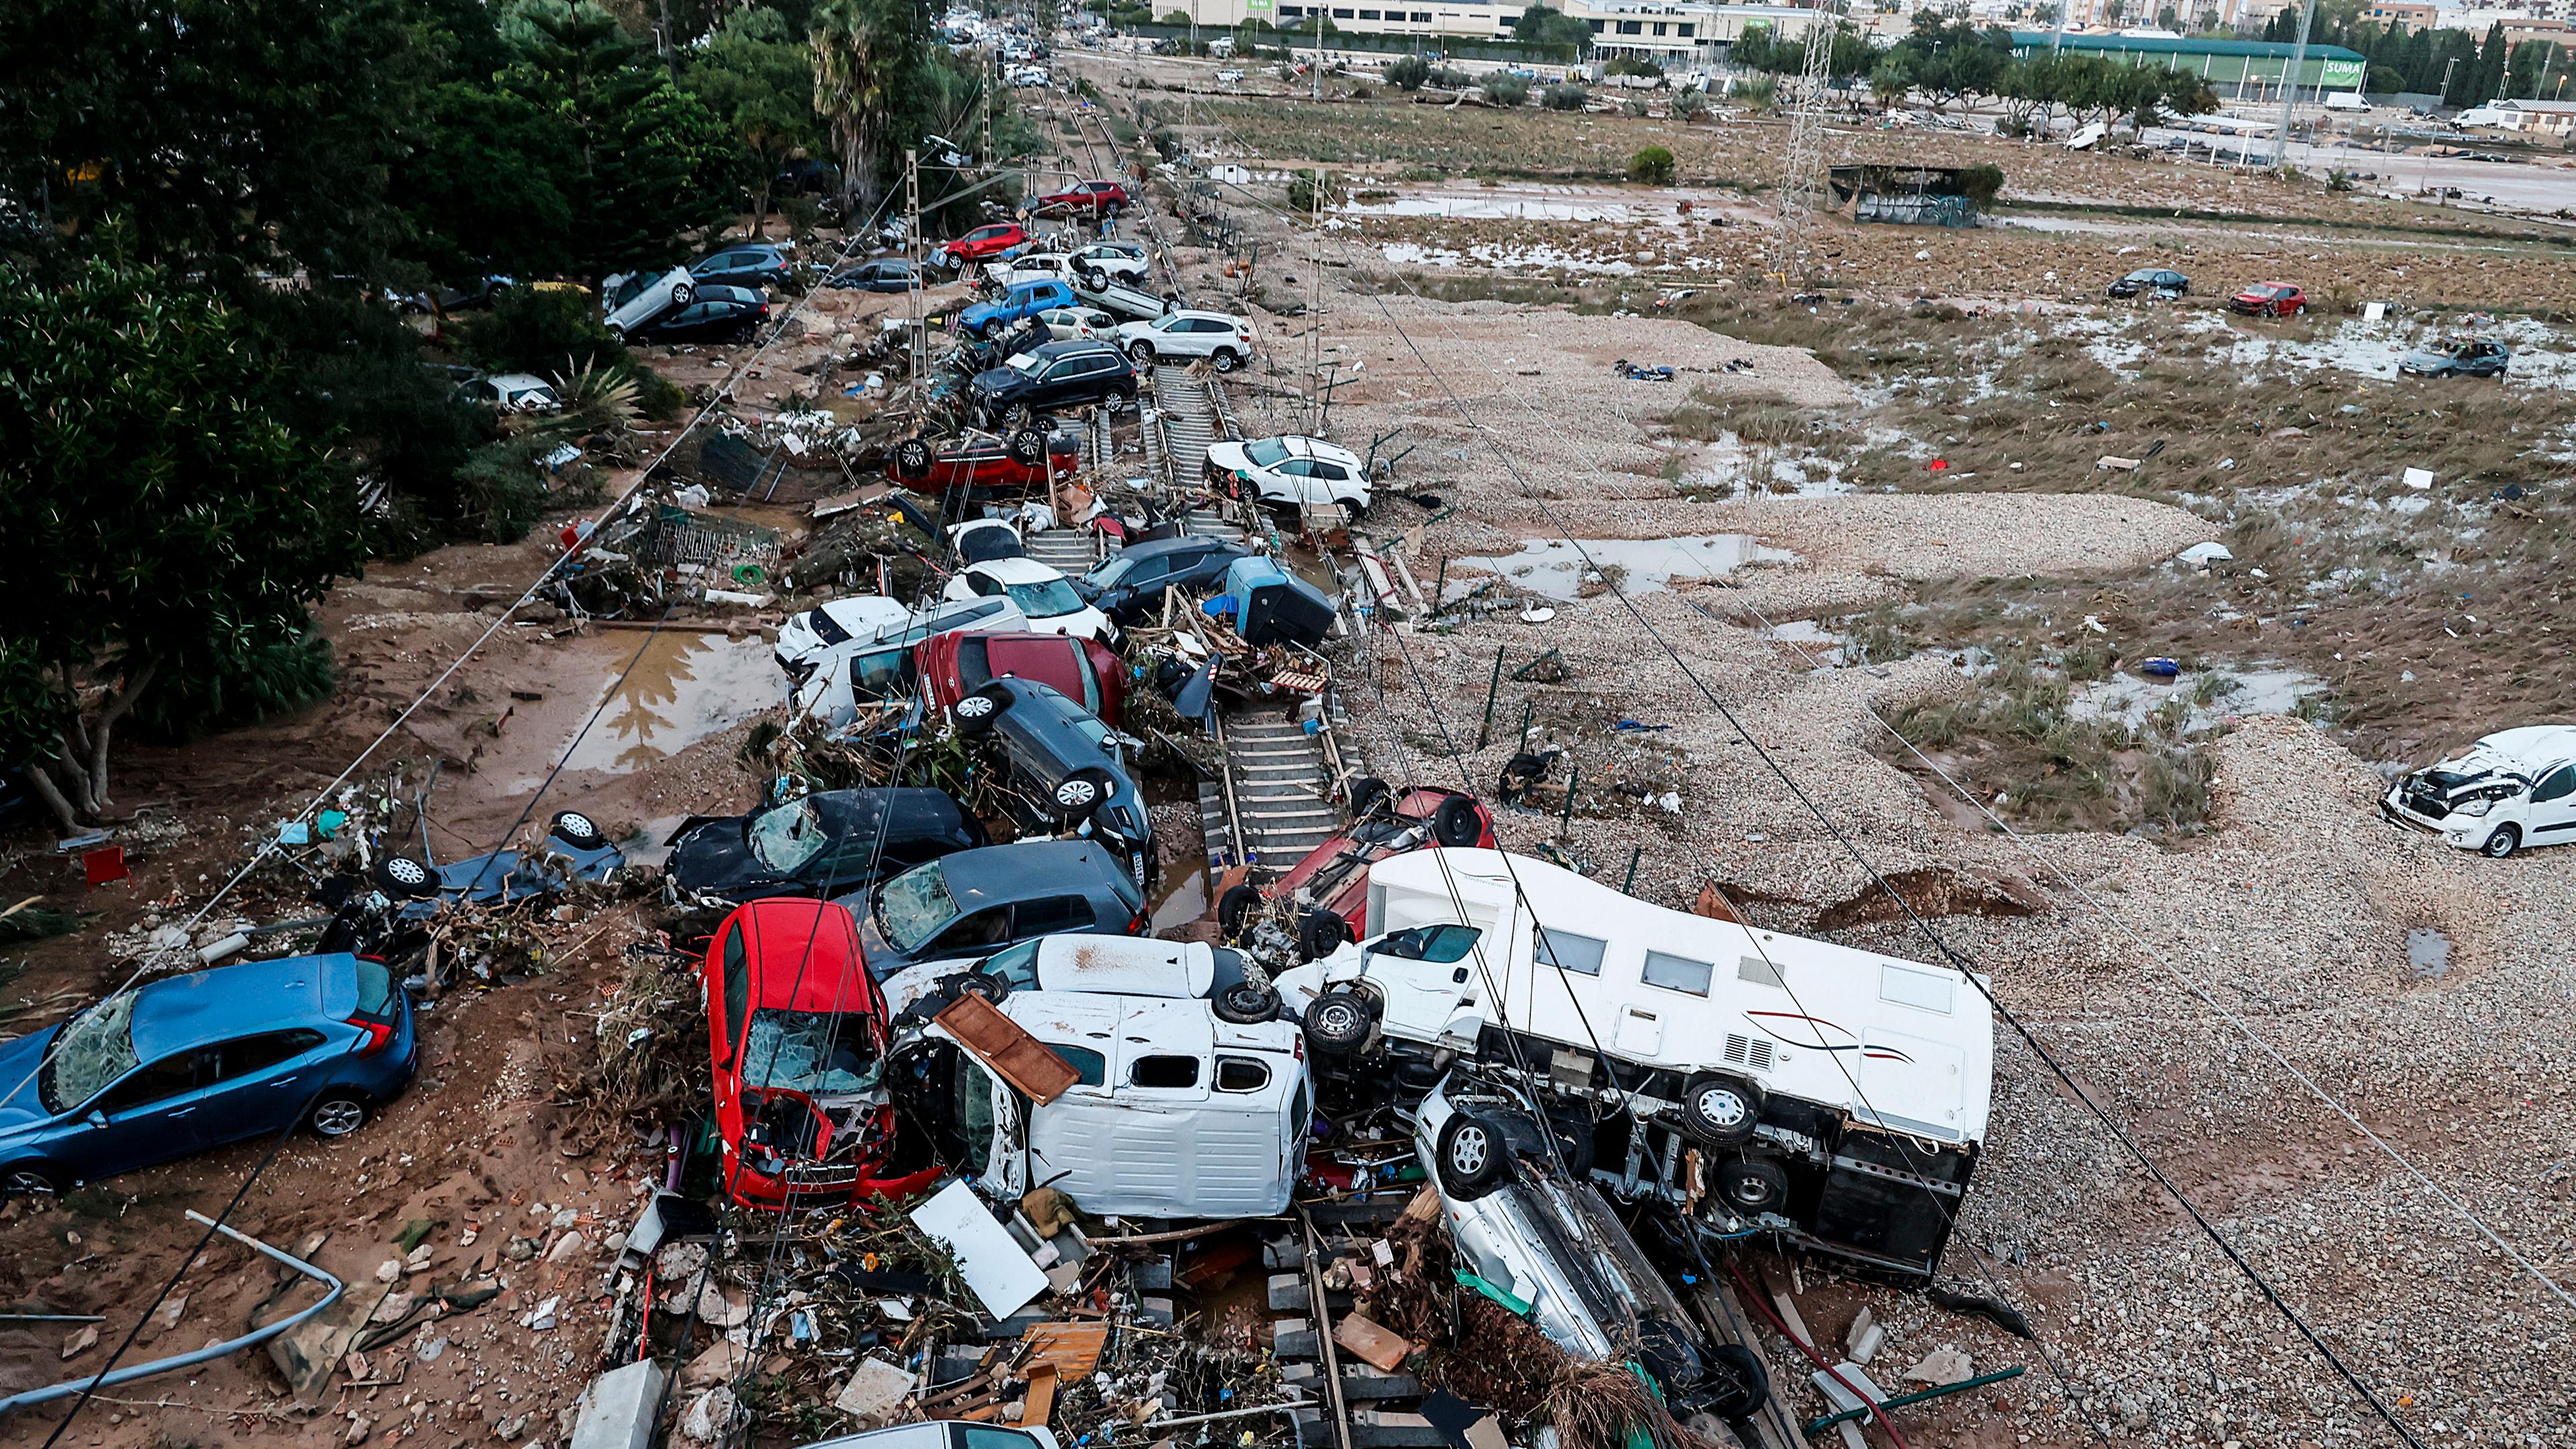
[600,265,696,341]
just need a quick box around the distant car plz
[1116,309,1256,372]
[667,789,988,906]
[474,372,561,412]
[942,557,1115,642]
[1068,241,1150,287]
[959,278,1079,339]
[1036,305,1118,341]
[629,283,768,344]
[949,678,1153,883]
[1224,784,1495,957]
[928,222,1029,272]
[2106,268,2189,300]
[2383,724,2576,857]
[1007,64,1049,87]
[398,276,514,314]
[1031,180,1130,217]
[886,428,1080,496]
[967,339,1138,428]
[602,265,696,339]
[1072,535,1252,626]
[704,898,937,1208]
[981,253,1075,290]
[2400,337,2511,378]
[844,839,1146,976]
[833,258,919,292]
[1205,434,1373,513]
[690,243,794,293]
[2228,281,2307,317]
[1217,68,1246,83]
[0,953,416,1196]
[916,629,1129,727]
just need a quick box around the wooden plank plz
[1022,1364,1059,1428]
[1021,1321,1110,1379]
[934,993,1078,1104]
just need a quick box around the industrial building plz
[1175,0,1821,62]
[2005,31,2369,103]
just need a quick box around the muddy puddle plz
[2408,926,2453,979]
[545,631,781,782]
[2069,664,2325,731]
[1150,853,1210,934]
[2072,309,2576,390]
[1454,535,1796,601]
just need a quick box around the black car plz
[690,244,794,293]
[632,284,769,343]
[2106,268,2190,300]
[843,839,1146,975]
[951,678,1152,885]
[666,788,987,904]
[833,258,918,292]
[1073,535,1253,626]
[967,339,1137,429]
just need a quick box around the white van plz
[1272,848,1994,1277]
[915,986,1311,1220]
[2323,91,2369,111]
[2383,724,2576,857]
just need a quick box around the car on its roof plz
[0,953,415,1197]
[1071,535,1253,627]
[887,429,1081,498]
[951,678,1153,883]
[2227,281,2307,317]
[841,839,1146,976]
[2106,267,2189,300]
[942,557,1114,643]
[1224,782,1495,958]
[2400,336,2511,378]
[876,934,1258,1018]
[1204,434,1372,514]
[667,788,988,906]
[916,629,1128,727]
[1067,241,1149,287]
[1031,179,1130,216]
[704,898,938,1208]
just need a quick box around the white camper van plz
[1271,848,1994,1276]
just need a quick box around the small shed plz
[1827,164,1981,227]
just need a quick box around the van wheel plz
[1051,767,1117,822]
[549,811,606,851]
[311,1093,370,1139]
[1716,1153,1788,1213]
[1303,989,1373,1055]
[1297,908,1351,961]
[2483,823,2522,858]
[1678,1073,1763,1146]
[1218,883,1264,941]
[1431,794,1486,848]
[1346,775,1390,818]
[1212,348,1241,373]
[1434,1112,1513,1201]
[1213,981,1281,1024]
[374,855,439,900]
[951,686,1010,735]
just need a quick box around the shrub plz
[1621,98,1648,117]
[1286,168,1345,213]
[455,437,559,543]
[1734,74,1777,110]
[1386,54,1430,91]
[1670,88,1707,120]
[1958,162,2004,210]
[1541,82,1587,110]
[459,286,620,378]
[130,625,337,744]
[1482,72,1530,106]
[1605,56,1663,78]
[1428,64,1472,89]
[1627,144,1676,184]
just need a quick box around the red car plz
[1220,783,1496,959]
[916,629,1129,727]
[2229,281,2307,317]
[703,898,938,1209]
[888,431,1080,496]
[929,222,1028,271]
[1031,180,1130,217]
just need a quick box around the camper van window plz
[1131,1055,1201,1089]
[1214,1057,1271,1092]
[1641,951,1715,996]
[963,1429,1048,1449]
[1879,964,1955,1014]
[1375,923,1482,963]
[1535,928,1606,976]
[953,1058,998,1174]
[1049,1043,1107,1086]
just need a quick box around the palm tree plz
[812,0,922,223]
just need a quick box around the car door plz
[655,303,712,339]
[193,1028,333,1148]
[1272,458,1322,504]
[2526,764,2576,844]
[927,906,1012,961]
[1309,458,1356,502]
[60,1049,221,1178]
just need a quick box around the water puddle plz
[1149,853,1210,934]
[1681,435,1852,498]
[1454,535,1796,601]
[2407,926,2452,979]
[553,631,780,778]
[2069,664,2325,731]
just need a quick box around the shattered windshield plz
[740,1009,883,1095]
[877,860,958,952]
[41,992,140,1114]
[1002,352,1040,374]
[1085,554,1137,588]
[1244,438,1293,468]
[748,799,828,873]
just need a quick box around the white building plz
[1195,0,1822,61]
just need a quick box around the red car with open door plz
[887,430,1080,497]
[1031,180,1131,217]
[703,898,940,1209]
[929,222,1030,272]
[1220,781,1496,959]
[915,629,1129,727]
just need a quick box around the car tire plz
[1544,1106,1596,1177]
[3,1165,62,1199]
[2483,823,2522,859]
[1433,1112,1514,1201]
[1303,988,1373,1055]
[1431,794,1486,848]
[1128,341,1155,366]
[1678,1072,1764,1146]
[1218,882,1264,941]
[670,282,695,307]
[1008,428,1049,466]
[1346,775,1391,818]
[952,685,1010,736]
[549,811,606,851]
[374,855,439,900]
[1297,908,1351,961]
[1051,766,1118,822]
[604,323,628,343]
[894,437,934,481]
[1213,980,1283,1024]
[1212,347,1241,374]
[1715,1152,1789,1213]
[1079,268,1107,291]
[1702,1342,1772,1420]
[310,1093,370,1139]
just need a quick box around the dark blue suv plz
[0,953,417,1196]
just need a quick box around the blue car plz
[0,953,417,1197]
[959,278,1077,339]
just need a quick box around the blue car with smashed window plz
[0,953,416,1197]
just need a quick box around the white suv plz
[1204,434,1372,513]
[600,266,695,341]
[1116,309,1255,372]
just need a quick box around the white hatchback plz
[1204,434,1372,513]
[941,557,1114,643]
[1115,309,1255,372]
[1036,305,1118,341]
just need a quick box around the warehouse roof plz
[2006,30,2367,61]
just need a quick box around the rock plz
[60,1325,97,1359]
[833,1357,917,1421]
[1844,1306,1882,1365]
[552,1208,581,1230]
[521,1295,561,1332]
[148,1294,187,1334]
[547,1230,590,1265]
[376,1258,405,1283]
[414,1334,449,1364]
[692,1284,750,1328]
[504,1236,541,1263]
[345,1415,373,1445]
[368,1291,415,1325]
[497,1413,531,1440]
[2117,1395,2150,1432]
[679,1338,750,1391]
[1900,1346,1972,1385]
[655,1241,708,1279]
[405,1242,434,1268]
[678,1387,736,1443]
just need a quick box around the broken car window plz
[42,991,140,1113]
[740,1009,884,1095]
[1215,1057,1270,1092]
[1048,1043,1107,1086]
[1130,1055,1201,1089]
[877,860,961,953]
[748,799,828,873]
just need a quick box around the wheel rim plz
[386,858,428,888]
[2487,830,2516,857]
[1057,780,1097,808]
[314,1101,365,1136]
[557,812,598,843]
[957,696,994,718]
[1695,1086,1749,1128]
[1450,1126,1491,1177]
[1730,1172,1775,1208]
[7,1171,55,1195]
[1316,1000,1362,1039]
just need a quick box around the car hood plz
[668,818,779,899]
[0,1026,62,1137]
[2398,350,2450,368]
[969,365,1028,395]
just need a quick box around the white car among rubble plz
[1203,435,1373,515]
[941,557,1114,643]
[1114,309,1255,372]
[600,265,695,340]
[2383,724,2576,857]
[1036,305,1118,341]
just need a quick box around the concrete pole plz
[2271,0,2316,166]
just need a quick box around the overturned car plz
[1275,848,1994,1278]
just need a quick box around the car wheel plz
[1678,1072,1764,1146]
[1303,988,1373,1055]
[604,323,627,343]
[1715,1152,1790,1213]
[1218,882,1264,941]
[1213,980,1282,1024]
[670,282,695,307]
[894,437,934,480]
[1128,341,1155,366]
[1297,908,1351,962]
[310,1093,370,1139]
[1212,347,1241,374]
[2483,823,2522,859]
[1433,1112,1513,1201]
[1702,1342,1772,1419]
[1346,775,1391,818]
[1543,1107,1596,1177]
[374,855,438,900]
[4,1166,62,1199]
[1052,767,1118,822]
[951,686,1008,735]
[1079,268,1107,291]
[549,811,606,851]
[1432,794,1487,848]
[1008,428,1048,466]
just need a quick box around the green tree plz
[685,7,825,238]
[1385,54,1432,91]
[1511,4,1593,54]
[0,262,366,830]
[1482,72,1532,106]
[1626,144,1676,183]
